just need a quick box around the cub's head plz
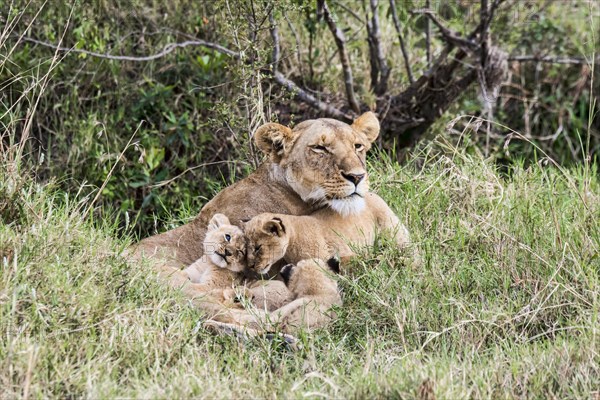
[279,258,340,297]
[203,213,246,272]
[254,112,379,216]
[243,213,289,275]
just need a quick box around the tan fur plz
[244,192,410,274]
[223,279,294,312]
[211,259,342,334]
[272,259,342,332]
[182,214,246,295]
[125,112,409,324]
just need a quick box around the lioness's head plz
[243,213,289,275]
[254,112,379,216]
[279,258,340,297]
[203,213,246,272]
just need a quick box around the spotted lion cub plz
[183,213,246,293]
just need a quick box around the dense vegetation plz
[1,144,598,397]
[1,1,599,397]
[2,0,598,236]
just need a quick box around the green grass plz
[1,144,598,398]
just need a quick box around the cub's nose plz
[341,172,365,186]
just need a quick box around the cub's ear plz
[351,111,380,143]
[208,213,231,232]
[253,122,297,162]
[264,217,286,237]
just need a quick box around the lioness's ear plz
[253,123,296,162]
[352,112,380,143]
[208,213,230,231]
[264,217,286,237]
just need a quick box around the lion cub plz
[183,213,246,293]
[258,258,342,333]
[244,192,409,274]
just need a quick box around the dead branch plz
[20,36,240,61]
[318,0,361,113]
[333,0,366,24]
[508,55,599,65]
[269,11,350,121]
[389,0,414,84]
[367,0,390,96]
[269,12,281,69]
[410,10,478,51]
[425,0,431,67]
[272,72,352,121]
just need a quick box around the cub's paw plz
[223,287,254,306]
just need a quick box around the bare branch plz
[268,10,350,121]
[283,12,304,77]
[480,0,489,69]
[508,55,599,65]
[389,0,414,84]
[269,12,280,69]
[20,36,240,61]
[425,0,431,67]
[367,0,390,96]
[319,0,361,113]
[273,72,352,121]
[333,0,366,24]
[411,10,479,51]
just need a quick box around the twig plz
[480,0,489,68]
[151,160,247,188]
[83,123,141,220]
[334,0,366,24]
[319,0,361,113]
[389,0,414,84]
[425,0,431,67]
[411,10,479,51]
[269,12,280,70]
[273,72,352,121]
[21,36,240,61]
[508,55,599,65]
[283,12,304,78]
[367,0,390,95]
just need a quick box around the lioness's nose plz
[342,172,365,186]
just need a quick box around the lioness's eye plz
[310,145,328,153]
[355,143,364,151]
[224,234,231,242]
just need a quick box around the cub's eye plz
[254,245,262,254]
[355,143,365,151]
[310,145,328,153]
[224,234,231,242]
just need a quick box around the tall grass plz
[1,141,598,398]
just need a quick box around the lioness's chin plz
[329,196,366,216]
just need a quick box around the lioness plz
[127,112,408,322]
[244,192,410,274]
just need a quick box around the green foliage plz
[2,0,598,237]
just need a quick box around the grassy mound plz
[1,147,598,398]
